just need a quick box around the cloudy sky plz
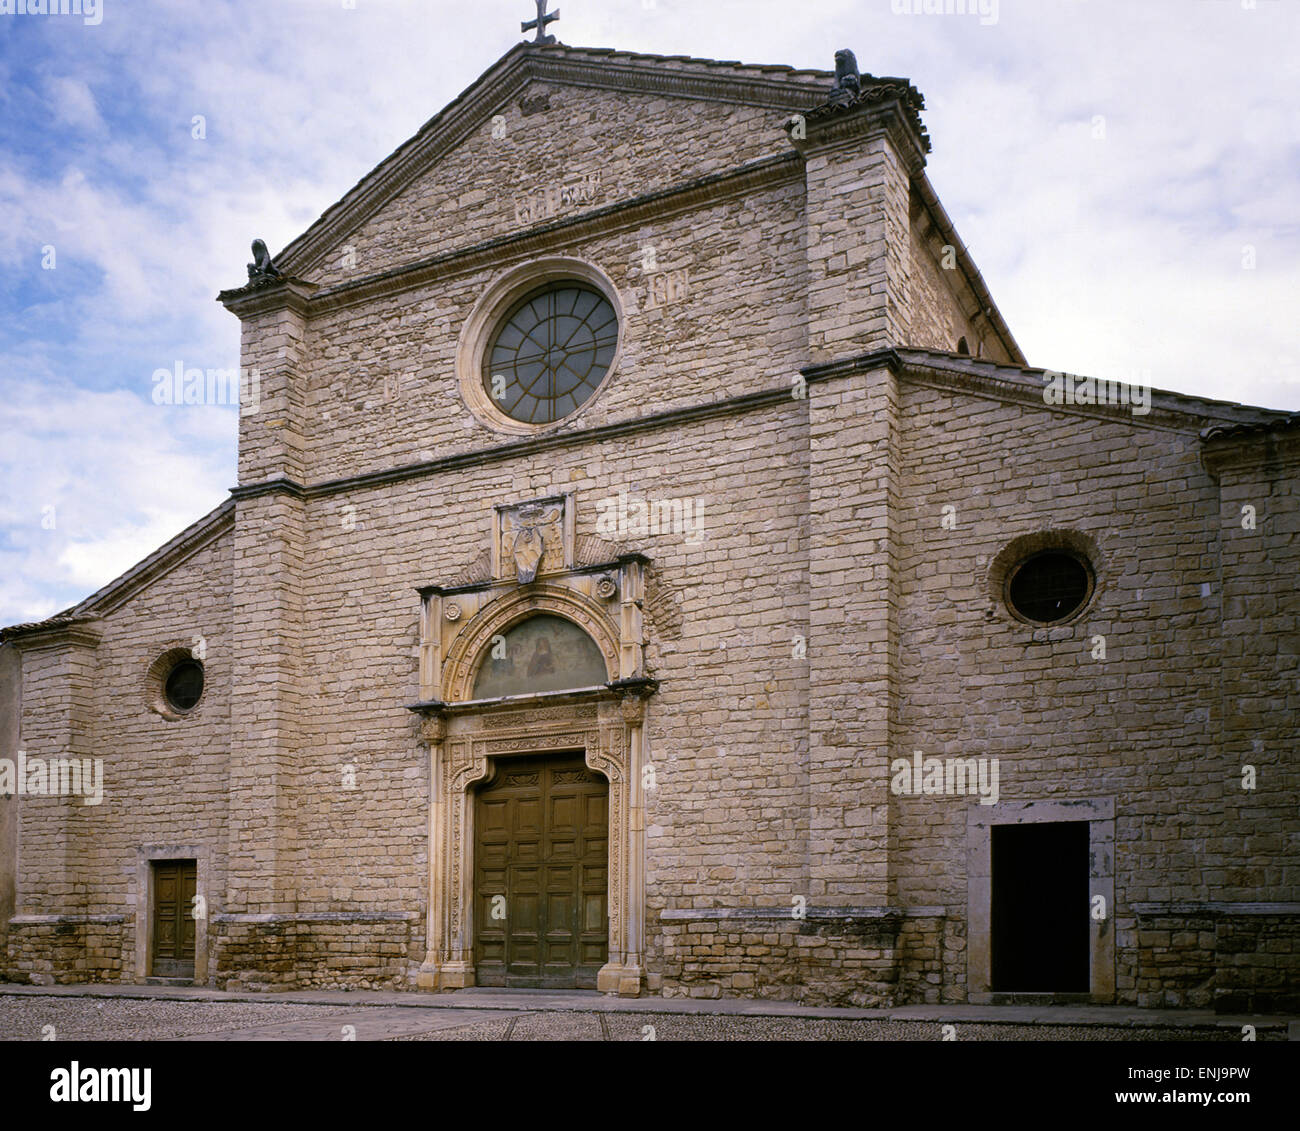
[1,0,1297,625]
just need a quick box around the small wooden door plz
[151,860,197,978]
[474,754,608,988]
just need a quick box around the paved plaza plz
[0,986,1289,1042]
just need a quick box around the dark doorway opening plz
[991,821,1089,993]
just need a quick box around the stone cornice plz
[802,348,904,382]
[790,97,928,178]
[228,477,308,502]
[217,277,318,317]
[525,51,832,110]
[235,385,797,503]
[417,552,647,599]
[1133,902,1300,917]
[807,349,1289,438]
[406,684,620,718]
[1,616,102,651]
[287,154,803,316]
[272,43,829,282]
[898,359,1198,435]
[1200,422,1300,478]
[407,677,659,721]
[606,676,660,700]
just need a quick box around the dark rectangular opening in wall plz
[991,821,1089,993]
[151,859,197,979]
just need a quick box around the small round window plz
[1006,550,1093,624]
[482,283,618,424]
[164,659,204,712]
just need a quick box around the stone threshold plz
[0,983,1288,1029]
[1132,902,1300,916]
[659,906,946,921]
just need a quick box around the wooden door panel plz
[474,754,608,988]
[550,794,578,831]
[150,860,196,979]
[515,798,542,833]
[181,868,197,954]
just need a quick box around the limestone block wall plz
[278,395,810,988]
[212,915,421,993]
[297,78,816,288]
[290,178,808,484]
[888,378,1298,1007]
[5,917,126,987]
[907,208,982,357]
[891,382,1221,906]
[657,912,951,1006]
[1210,441,1299,906]
[3,529,232,985]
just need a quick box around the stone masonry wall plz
[293,178,808,484]
[907,207,986,358]
[298,75,816,287]
[4,530,232,984]
[291,397,810,985]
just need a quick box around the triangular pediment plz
[273,43,834,286]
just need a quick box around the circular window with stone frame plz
[145,647,206,721]
[987,531,1104,628]
[458,257,624,435]
[1004,549,1095,625]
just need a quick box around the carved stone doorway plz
[417,692,647,995]
[408,495,656,995]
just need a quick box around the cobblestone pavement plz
[0,994,1284,1041]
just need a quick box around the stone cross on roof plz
[522,0,559,44]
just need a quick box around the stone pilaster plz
[218,279,314,943]
[790,94,924,361]
[224,488,306,922]
[3,621,101,922]
[1202,426,1300,907]
[416,712,447,990]
[0,645,17,953]
[804,355,901,904]
[219,280,314,487]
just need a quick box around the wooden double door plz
[474,753,608,988]
[151,860,197,978]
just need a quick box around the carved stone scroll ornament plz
[502,502,562,584]
[419,714,447,746]
[619,694,645,727]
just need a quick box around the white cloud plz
[44,75,104,131]
[0,378,233,625]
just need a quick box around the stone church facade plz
[2,40,1297,1010]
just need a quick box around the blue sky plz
[1,0,1297,625]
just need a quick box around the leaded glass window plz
[482,283,617,424]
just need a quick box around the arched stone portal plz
[409,522,654,996]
